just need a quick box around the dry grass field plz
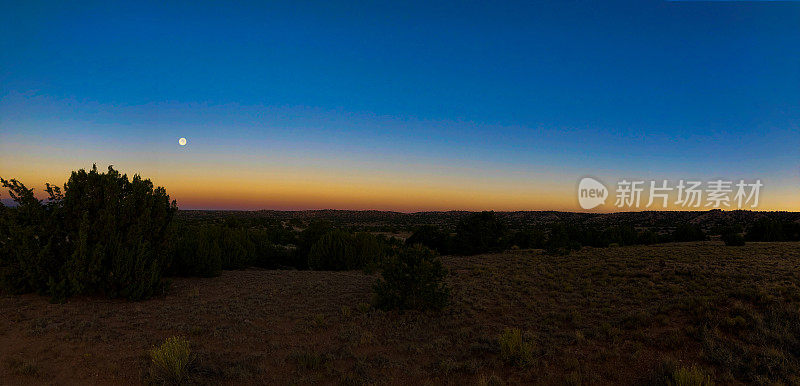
[2,241,800,385]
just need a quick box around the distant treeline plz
[175,208,800,236]
[406,211,800,255]
[167,219,401,277]
[744,218,800,242]
[406,212,706,256]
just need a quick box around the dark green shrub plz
[249,228,297,269]
[307,230,356,270]
[637,229,659,245]
[167,224,223,277]
[581,226,611,247]
[510,228,546,249]
[721,231,745,246]
[0,165,176,300]
[0,180,58,295]
[353,232,388,273]
[545,223,582,255]
[306,230,392,271]
[218,226,256,269]
[454,211,507,255]
[167,223,301,275]
[296,220,333,269]
[373,244,449,311]
[602,225,639,246]
[673,223,706,242]
[405,225,451,254]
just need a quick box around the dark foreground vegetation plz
[0,166,176,301]
[2,166,800,384]
[2,242,800,384]
[0,166,448,311]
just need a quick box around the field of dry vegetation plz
[2,241,800,385]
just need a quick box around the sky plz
[1,0,798,212]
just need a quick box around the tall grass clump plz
[150,336,192,384]
[650,359,714,386]
[671,366,714,386]
[498,328,534,367]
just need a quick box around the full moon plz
[178,137,187,146]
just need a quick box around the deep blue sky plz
[1,0,799,210]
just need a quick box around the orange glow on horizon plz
[2,165,797,213]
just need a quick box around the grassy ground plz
[1,241,799,384]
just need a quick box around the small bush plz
[650,359,714,386]
[721,233,745,246]
[3,356,38,376]
[150,336,192,384]
[721,231,745,246]
[289,350,332,371]
[498,328,534,367]
[477,373,504,386]
[671,366,714,386]
[373,244,449,311]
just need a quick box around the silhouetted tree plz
[454,211,507,255]
[405,225,451,254]
[307,230,356,270]
[0,165,177,300]
[296,220,333,268]
[544,222,582,255]
[672,223,706,242]
[721,225,746,246]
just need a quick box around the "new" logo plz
[578,177,608,210]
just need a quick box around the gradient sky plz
[1,0,798,211]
